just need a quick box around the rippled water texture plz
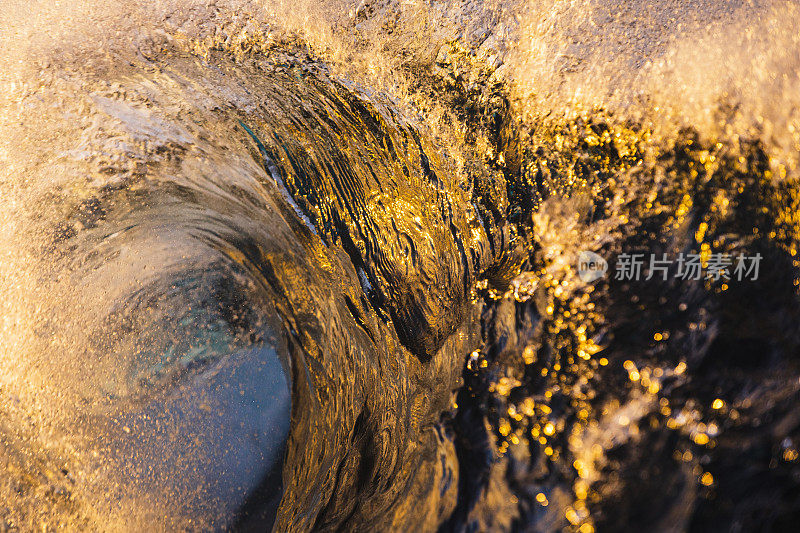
[1,0,800,531]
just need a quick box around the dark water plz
[2,1,800,531]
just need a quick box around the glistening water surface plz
[1,0,800,531]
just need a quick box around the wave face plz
[2,0,800,531]
[0,34,484,530]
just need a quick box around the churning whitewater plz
[1,0,800,531]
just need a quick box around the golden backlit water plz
[1,0,800,531]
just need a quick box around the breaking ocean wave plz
[1,0,800,530]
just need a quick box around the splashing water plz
[1,0,800,531]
